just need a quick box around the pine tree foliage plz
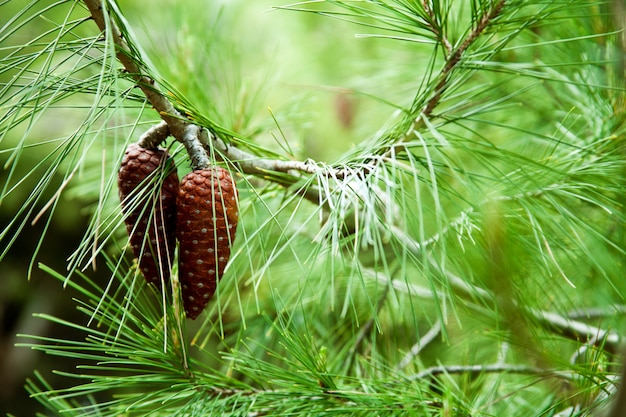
[1,0,625,415]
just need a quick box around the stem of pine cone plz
[138,121,170,149]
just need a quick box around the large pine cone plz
[118,143,179,287]
[177,167,238,319]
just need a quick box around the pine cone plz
[177,167,238,319]
[118,143,179,287]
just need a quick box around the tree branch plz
[369,251,622,356]
[365,1,508,183]
[82,0,335,201]
[397,319,442,370]
[421,0,506,119]
[422,1,453,54]
[83,0,507,212]
[530,309,621,355]
[408,362,576,382]
[568,305,626,321]
[138,120,170,149]
[82,0,187,140]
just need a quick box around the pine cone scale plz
[177,167,238,319]
[118,143,179,287]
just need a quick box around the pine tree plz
[1,0,625,416]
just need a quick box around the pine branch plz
[138,120,325,204]
[82,0,183,139]
[81,0,338,205]
[397,319,442,370]
[372,257,622,356]
[420,0,506,118]
[421,0,452,54]
[568,306,626,321]
[80,0,506,210]
[530,309,621,355]
[409,362,577,382]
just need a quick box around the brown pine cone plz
[177,167,238,319]
[118,143,179,287]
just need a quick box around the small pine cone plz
[177,167,238,319]
[118,143,179,287]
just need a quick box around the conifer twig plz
[82,0,340,198]
[82,0,507,188]
[408,363,576,381]
[363,1,508,186]
[421,0,506,118]
[371,259,622,356]
[422,1,452,54]
[529,309,621,355]
[567,305,626,320]
[397,319,442,370]
[83,0,506,211]
[82,0,187,139]
[137,120,324,202]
